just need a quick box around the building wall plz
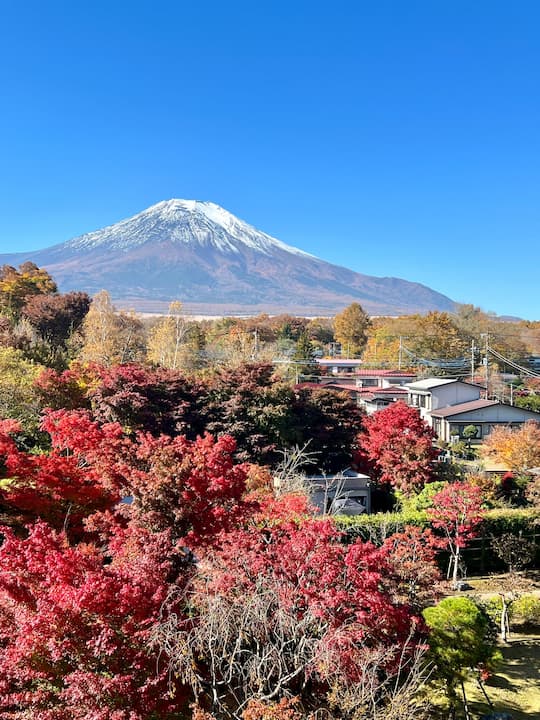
[436,405,540,443]
[431,382,481,410]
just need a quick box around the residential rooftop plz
[430,399,499,417]
[407,378,484,391]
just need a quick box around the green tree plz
[0,346,43,434]
[423,597,501,720]
[514,393,540,412]
[462,424,478,451]
[292,331,319,378]
[334,302,371,357]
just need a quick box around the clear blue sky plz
[1,0,539,318]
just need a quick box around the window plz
[457,424,482,439]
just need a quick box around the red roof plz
[294,382,358,393]
[370,385,408,394]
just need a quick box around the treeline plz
[4,262,540,376]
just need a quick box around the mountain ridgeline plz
[0,200,455,315]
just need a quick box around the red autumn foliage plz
[428,480,484,585]
[22,291,90,346]
[34,364,94,411]
[355,401,438,495]
[428,481,484,549]
[89,363,207,437]
[0,405,432,718]
[202,517,422,680]
[40,409,252,546]
[382,525,443,611]
[0,418,119,536]
[0,520,188,720]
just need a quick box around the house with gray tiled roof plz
[406,378,485,425]
[430,399,540,444]
[405,377,540,443]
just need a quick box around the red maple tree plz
[428,481,484,587]
[0,520,189,719]
[356,401,438,495]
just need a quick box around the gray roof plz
[430,399,501,418]
[406,378,460,391]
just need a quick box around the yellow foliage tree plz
[79,291,145,365]
[333,303,371,357]
[362,319,402,366]
[0,262,57,321]
[0,346,43,432]
[481,421,540,472]
[147,302,190,369]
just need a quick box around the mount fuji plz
[0,199,455,315]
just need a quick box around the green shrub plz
[513,595,540,625]
[337,507,539,539]
[481,507,539,535]
[335,510,427,541]
[400,481,447,513]
[336,507,540,572]
[482,596,514,626]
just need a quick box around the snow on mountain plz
[0,200,456,316]
[65,199,314,258]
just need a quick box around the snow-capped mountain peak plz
[64,199,313,257]
[0,199,456,316]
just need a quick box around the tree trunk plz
[477,675,494,710]
[452,546,460,587]
[460,679,471,720]
[500,597,509,642]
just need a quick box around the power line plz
[487,346,540,378]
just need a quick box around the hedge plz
[335,508,540,573]
[336,507,539,539]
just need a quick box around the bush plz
[336,507,540,572]
[482,597,511,626]
[513,595,540,626]
[481,508,539,536]
[399,481,447,513]
[335,510,427,542]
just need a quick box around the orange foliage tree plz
[481,421,540,472]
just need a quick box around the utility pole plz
[252,329,259,360]
[471,340,475,383]
[398,336,403,370]
[485,332,490,399]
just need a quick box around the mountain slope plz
[0,200,455,315]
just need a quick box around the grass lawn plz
[464,630,540,719]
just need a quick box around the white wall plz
[431,382,481,410]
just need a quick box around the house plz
[352,369,417,388]
[296,379,409,414]
[295,381,361,404]
[406,378,484,425]
[354,385,409,414]
[321,368,416,388]
[430,399,540,444]
[317,358,364,375]
[307,469,371,515]
[313,369,416,412]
